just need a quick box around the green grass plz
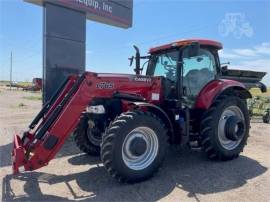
[249,87,270,97]
[0,80,10,86]
[248,88,270,116]
[17,81,32,87]
[23,95,42,101]
[0,80,32,87]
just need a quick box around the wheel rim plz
[122,127,159,170]
[218,106,245,150]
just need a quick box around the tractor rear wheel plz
[73,115,101,156]
[200,95,249,160]
[101,111,168,183]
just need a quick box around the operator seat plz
[184,68,214,98]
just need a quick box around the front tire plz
[101,111,168,183]
[73,115,101,156]
[200,95,250,160]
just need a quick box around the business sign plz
[25,0,133,28]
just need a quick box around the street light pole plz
[10,51,12,90]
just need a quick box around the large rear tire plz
[200,95,250,160]
[101,111,168,183]
[73,115,100,156]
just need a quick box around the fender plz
[195,79,252,109]
[132,102,174,136]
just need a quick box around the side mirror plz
[187,42,200,58]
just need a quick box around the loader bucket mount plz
[12,73,93,174]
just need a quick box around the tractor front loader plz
[12,39,267,182]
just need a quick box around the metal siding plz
[43,3,86,103]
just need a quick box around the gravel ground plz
[0,87,269,202]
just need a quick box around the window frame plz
[182,48,217,77]
[178,46,219,100]
[146,48,180,79]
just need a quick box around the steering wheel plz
[163,61,176,77]
[163,61,175,69]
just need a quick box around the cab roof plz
[149,38,223,53]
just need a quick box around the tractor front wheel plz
[101,111,168,183]
[73,115,101,156]
[200,95,250,160]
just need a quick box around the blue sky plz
[0,0,269,86]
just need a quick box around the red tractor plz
[22,78,42,91]
[12,39,267,182]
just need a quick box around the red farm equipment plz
[22,78,42,91]
[12,39,267,182]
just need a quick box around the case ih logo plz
[96,82,114,89]
[134,77,152,83]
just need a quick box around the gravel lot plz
[0,87,269,202]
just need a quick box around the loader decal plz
[96,82,114,89]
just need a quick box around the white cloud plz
[220,43,270,86]
[219,50,242,59]
[229,59,270,87]
[233,48,257,57]
[220,42,270,60]
[86,50,93,54]
[230,59,270,73]
[254,42,270,55]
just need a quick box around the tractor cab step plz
[188,141,202,150]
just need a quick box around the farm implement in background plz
[248,96,270,123]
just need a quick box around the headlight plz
[86,105,105,114]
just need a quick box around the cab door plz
[182,48,216,102]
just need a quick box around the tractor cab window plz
[147,50,179,82]
[182,48,216,99]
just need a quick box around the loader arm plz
[12,73,94,173]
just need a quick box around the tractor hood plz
[92,72,163,103]
[96,73,154,83]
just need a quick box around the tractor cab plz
[145,39,223,105]
[131,39,265,107]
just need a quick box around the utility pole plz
[10,51,12,90]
